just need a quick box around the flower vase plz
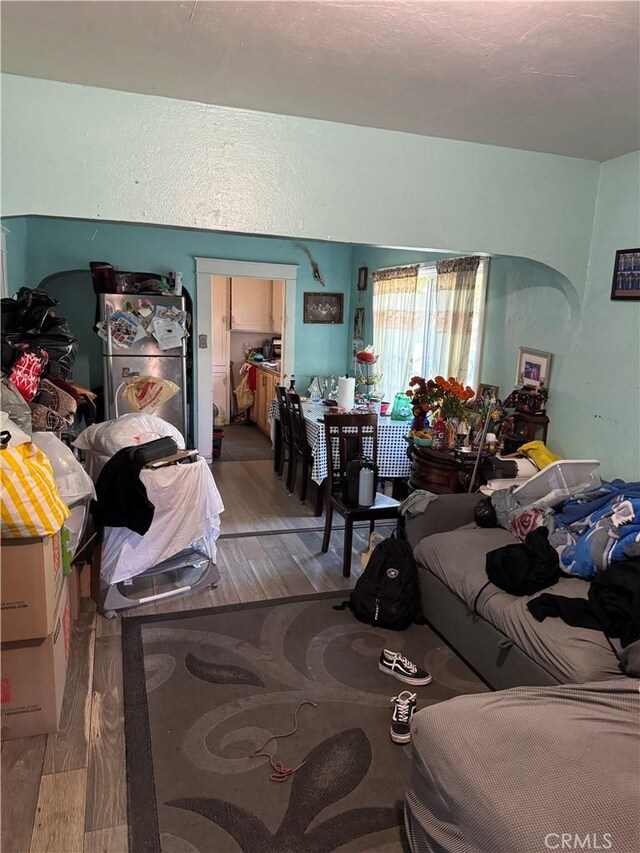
[445,419,458,448]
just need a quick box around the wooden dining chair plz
[275,386,294,489]
[284,392,314,503]
[321,413,400,577]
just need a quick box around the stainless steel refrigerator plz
[100,293,188,435]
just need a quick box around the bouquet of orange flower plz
[406,375,475,429]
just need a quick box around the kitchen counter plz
[247,360,281,377]
[249,363,281,436]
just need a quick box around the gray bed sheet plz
[414,529,622,683]
[405,679,640,853]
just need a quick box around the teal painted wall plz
[2,75,600,289]
[4,150,637,478]
[2,216,28,293]
[5,216,354,392]
[557,152,639,478]
[480,151,640,479]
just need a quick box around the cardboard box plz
[1,580,71,740]
[67,567,80,621]
[1,532,64,642]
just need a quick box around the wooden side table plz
[512,413,550,444]
[407,445,478,494]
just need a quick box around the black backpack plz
[335,538,422,631]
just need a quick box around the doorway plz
[195,257,298,461]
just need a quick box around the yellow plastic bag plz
[518,440,562,470]
[1,442,69,538]
[234,375,254,412]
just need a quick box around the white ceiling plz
[2,1,639,161]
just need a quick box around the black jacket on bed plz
[91,446,155,536]
[527,558,640,648]
[486,527,560,596]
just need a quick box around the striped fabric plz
[1,442,69,538]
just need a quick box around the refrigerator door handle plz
[105,308,114,418]
[181,354,188,435]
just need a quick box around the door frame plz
[195,257,298,461]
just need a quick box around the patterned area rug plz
[123,592,487,852]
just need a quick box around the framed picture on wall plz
[357,267,368,291]
[611,248,640,300]
[515,348,551,389]
[303,292,344,324]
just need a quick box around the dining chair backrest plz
[323,413,378,490]
[275,386,291,444]
[284,392,309,454]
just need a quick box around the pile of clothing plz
[485,478,640,675]
[490,478,640,580]
[1,287,95,435]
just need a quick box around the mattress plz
[414,529,621,683]
[405,679,640,853]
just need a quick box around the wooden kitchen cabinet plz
[231,277,284,333]
[251,366,279,436]
[231,277,272,332]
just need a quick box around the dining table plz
[269,399,412,486]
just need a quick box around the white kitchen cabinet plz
[211,276,230,368]
[212,369,229,425]
[231,277,272,332]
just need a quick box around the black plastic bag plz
[12,287,59,333]
[4,330,78,379]
[475,497,498,528]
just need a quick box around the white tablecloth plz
[269,400,411,484]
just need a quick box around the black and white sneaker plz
[379,649,432,686]
[390,691,417,744]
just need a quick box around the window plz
[373,257,488,398]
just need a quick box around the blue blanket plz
[555,493,640,579]
[556,480,640,526]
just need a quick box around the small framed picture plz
[357,267,368,291]
[516,348,551,389]
[303,292,344,324]
[611,248,640,300]
[476,383,499,401]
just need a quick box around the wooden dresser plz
[407,445,478,494]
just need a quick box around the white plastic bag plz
[74,413,185,458]
[0,411,32,446]
[31,431,96,555]
[31,432,96,503]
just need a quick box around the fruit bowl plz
[414,436,433,447]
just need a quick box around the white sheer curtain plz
[373,265,422,398]
[423,256,483,384]
[373,257,488,394]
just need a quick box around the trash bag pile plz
[1,287,84,432]
[2,286,79,381]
